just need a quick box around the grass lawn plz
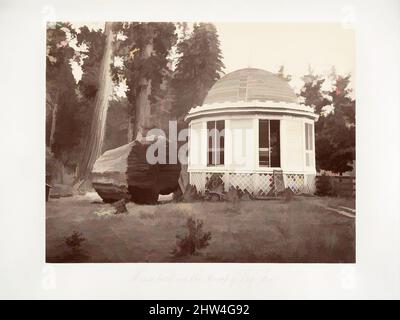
[46,193,355,263]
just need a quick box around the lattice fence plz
[190,172,312,195]
[253,173,274,196]
[205,172,225,192]
[284,174,305,194]
[228,173,253,193]
[190,172,205,192]
[303,174,316,194]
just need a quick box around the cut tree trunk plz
[91,138,181,204]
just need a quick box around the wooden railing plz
[316,175,355,197]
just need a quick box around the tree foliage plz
[76,26,106,101]
[46,23,82,166]
[301,69,355,174]
[300,71,331,115]
[111,22,178,136]
[171,23,225,119]
[46,23,110,170]
[276,65,292,81]
[73,25,110,178]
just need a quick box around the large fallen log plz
[91,138,181,204]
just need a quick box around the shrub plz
[316,175,333,196]
[173,217,211,257]
[65,231,86,252]
[205,174,224,193]
[226,187,240,203]
[182,185,201,202]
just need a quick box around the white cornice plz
[185,100,317,121]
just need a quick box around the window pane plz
[216,120,225,165]
[259,150,269,166]
[305,123,309,150]
[259,120,269,149]
[208,150,213,165]
[309,124,313,151]
[305,123,313,151]
[216,120,225,149]
[305,123,314,167]
[238,88,246,99]
[207,121,214,150]
[216,120,225,131]
[219,150,224,165]
[207,120,225,166]
[207,121,215,166]
[270,120,280,167]
[259,120,271,166]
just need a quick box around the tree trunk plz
[91,140,181,204]
[77,22,114,182]
[47,90,59,149]
[134,41,154,140]
[49,101,58,149]
[127,116,134,142]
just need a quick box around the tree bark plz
[127,116,134,142]
[134,41,154,140]
[47,90,59,149]
[49,101,58,149]
[92,140,181,204]
[77,22,114,182]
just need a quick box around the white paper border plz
[0,0,399,299]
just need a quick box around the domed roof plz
[203,68,297,105]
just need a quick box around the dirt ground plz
[46,193,355,263]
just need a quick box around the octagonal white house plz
[185,68,318,195]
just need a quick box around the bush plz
[316,175,333,196]
[173,217,211,256]
[52,230,90,263]
[226,187,240,202]
[182,185,201,202]
[65,230,86,252]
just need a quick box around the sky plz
[69,22,355,94]
[214,22,355,91]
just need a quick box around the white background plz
[0,0,399,299]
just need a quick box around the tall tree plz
[301,70,355,174]
[73,26,106,169]
[46,22,82,167]
[170,23,225,119]
[76,22,114,181]
[76,26,106,104]
[299,68,331,115]
[111,22,177,141]
[46,22,75,149]
[102,97,129,152]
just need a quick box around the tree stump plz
[91,138,181,204]
[112,199,128,214]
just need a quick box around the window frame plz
[207,120,225,167]
[305,122,314,168]
[258,119,281,168]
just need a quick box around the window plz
[238,77,247,100]
[305,122,314,167]
[207,120,225,166]
[259,120,280,167]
